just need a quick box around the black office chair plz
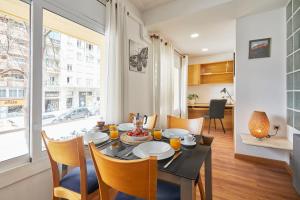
[205,99,227,134]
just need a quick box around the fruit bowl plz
[127,128,149,141]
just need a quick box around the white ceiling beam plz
[143,0,233,26]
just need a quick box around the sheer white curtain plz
[152,36,189,127]
[152,37,176,128]
[104,0,127,123]
[180,56,188,118]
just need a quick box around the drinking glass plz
[109,124,117,131]
[110,130,119,140]
[153,129,162,140]
[170,136,181,151]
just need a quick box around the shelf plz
[200,72,233,76]
[240,134,293,151]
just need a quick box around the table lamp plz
[248,111,270,139]
[220,88,234,104]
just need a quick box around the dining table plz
[89,128,214,200]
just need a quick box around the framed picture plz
[129,39,148,73]
[249,38,271,59]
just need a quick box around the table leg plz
[205,148,212,200]
[180,178,195,200]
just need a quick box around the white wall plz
[123,0,153,119]
[235,8,289,162]
[188,84,234,103]
[0,170,52,200]
[188,53,234,103]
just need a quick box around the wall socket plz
[273,125,280,130]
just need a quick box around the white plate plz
[83,132,109,145]
[163,128,190,139]
[181,140,196,146]
[118,123,134,131]
[133,141,174,160]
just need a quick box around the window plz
[77,40,82,48]
[66,77,71,84]
[0,0,30,165]
[0,0,105,172]
[86,55,94,63]
[18,89,24,98]
[0,89,7,98]
[66,98,72,108]
[173,52,181,116]
[67,64,72,71]
[9,89,18,98]
[42,9,104,141]
[87,43,93,51]
[77,52,83,61]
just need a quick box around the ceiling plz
[129,0,175,12]
[133,0,288,57]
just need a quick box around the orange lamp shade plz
[248,111,270,139]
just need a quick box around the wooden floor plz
[198,128,300,200]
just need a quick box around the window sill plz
[0,158,50,189]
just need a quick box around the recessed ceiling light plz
[202,48,208,52]
[190,33,199,38]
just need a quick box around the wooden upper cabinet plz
[188,64,201,86]
[188,61,234,85]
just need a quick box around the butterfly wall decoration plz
[129,39,148,73]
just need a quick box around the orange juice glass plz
[109,124,117,131]
[170,136,181,151]
[153,129,162,140]
[110,130,119,140]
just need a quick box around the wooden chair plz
[167,115,204,135]
[143,114,158,130]
[89,142,180,200]
[41,131,99,200]
[166,115,206,200]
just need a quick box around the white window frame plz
[0,0,105,188]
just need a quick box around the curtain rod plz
[150,34,185,57]
[96,0,107,6]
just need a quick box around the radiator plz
[293,134,300,194]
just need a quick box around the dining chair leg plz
[208,118,211,134]
[197,175,206,200]
[213,118,216,131]
[219,118,226,134]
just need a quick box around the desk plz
[188,103,234,130]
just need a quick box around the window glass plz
[0,0,30,162]
[42,9,105,141]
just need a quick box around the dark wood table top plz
[96,134,213,181]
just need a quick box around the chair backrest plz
[143,114,158,130]
[167,115,204,135]
[128,113,136,123]
[208,99,227,118]
[41,131,88,198]
[89,142,157,200]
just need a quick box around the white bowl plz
[133,141,174,160]
[83,131,109,145]
[163,128,190,139]
[118,123,134,131]
[127,132,149,141]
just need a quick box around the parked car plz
[52,107,91,123]
[42,114,57,125]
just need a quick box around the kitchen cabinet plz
[188,64,200,86]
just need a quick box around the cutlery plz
[124,150,133,157]
[96,140,114,149]
[163,151,182,168]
